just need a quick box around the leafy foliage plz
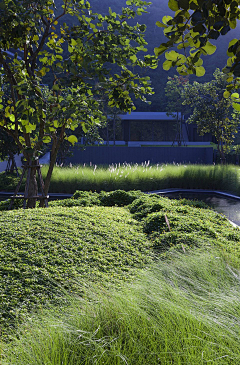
[155,0,240,110]
[165,75,190,116]
[0,0,157,202]
[183,69,240,162]
[0,205,152,332]
[98,189,143,206]
[154,0,233,73]
[1,189,240,337]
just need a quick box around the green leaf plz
[9,114,15,122]
[81,122,88,133]
[162,16,173,25]
[156,21,167,28]
[223,91,230,98]
[67,135,78,145]
[231,93,239,99]
[202,41,217,55]
[163,60,173,71]
[165,50,179,61]
[154,45,167,56]
[5,106,10,117]
[227,39,238,56]
[232,102,240,111]
[229,19,237,29]
[130,55,138,63]
[25,124,36,133]
[168,0,179,11]
[194,58,203,67]
[71,39,77,46]
[227,58,234,67]
[40,57,48,63]
[42,136,51,143]
[195,66,205,77]
[53,120,60,128]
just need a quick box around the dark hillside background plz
[54,0,240,111]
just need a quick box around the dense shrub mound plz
[98,189,143,207]
[137,197,238,254]
[1,189,240,335]
[0,206,152,331]
[128,195,175,219]
[49,189,144,208]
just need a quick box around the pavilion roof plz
[118,112,179,121]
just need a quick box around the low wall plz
[66,146,213,165]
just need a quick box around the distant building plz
[117,112,215,145]
[66,111,215,165]
[119,112,179,143]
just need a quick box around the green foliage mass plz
[4,251,240,364]
[0,0,158,204]
[1,189,240,336]
[28,0,239,112]
[0,204,152,333]
[166,69,240,162]
[2,163,240,196]
[155,0,240,109]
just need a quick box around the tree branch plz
[50,0,69,25]
[0,124,23,151]
[0,52,17,86]
[27,22,51,76]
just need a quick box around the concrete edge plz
[145,189,240,201]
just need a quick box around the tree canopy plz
[165,74,189,116]
[183,69,239,162]
[0,0,157,206]
[154,0,240,99]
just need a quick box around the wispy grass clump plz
[1,163,240,194]
[3,250,240,364]
[39,163,240,194]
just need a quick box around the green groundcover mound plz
[0,190,240,334]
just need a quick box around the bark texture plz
[26,160,38,208]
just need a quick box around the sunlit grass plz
[39,163,240,195]
[1,163,239,194]
[3,249,240,365]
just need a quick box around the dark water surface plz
[160,191,240,226]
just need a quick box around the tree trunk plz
[217,140,226,165]
[106,121,109,146]
[9,152,14,173]
[39,135,62,207]
[26,160,38,208]
[113,116,116,146]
